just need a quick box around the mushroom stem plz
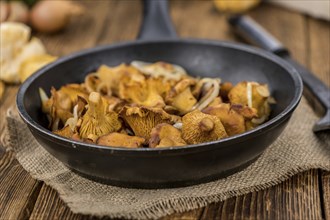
[89,92,101,104]
[88,92,103,116]
[199,118,214,132]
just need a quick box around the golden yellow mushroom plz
[166,78,197,115]
[19,54,57,82]
[97,132,145,148]
[120,106,180,142]
[149,123,186,148]
[203,103,246,136]
[182,110,227,144]
[79,92,122,139]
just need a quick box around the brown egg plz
[30,1,84,33]
[0,2,10,23]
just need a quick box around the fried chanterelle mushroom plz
[97,133,145,148]
[120,106,180,142]
[182,110,228,144]
[79,92,121,139]
[149,123,186,148]
[41,61,275,148]
[203,103,257,136]
[228,81,274,129]
[165,78,197,115]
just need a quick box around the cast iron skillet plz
[17,0,303,188]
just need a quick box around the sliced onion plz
[251,115,267,125]
[192,78,220,111]
[247,82,252,108]
[173,122,183,130]
[39,87,49,103]
[65,104,78,131]
[51,117,60,131]
[267,96,276,104]
[131,60,187,81]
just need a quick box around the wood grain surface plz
[0,1,329,219]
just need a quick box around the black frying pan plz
[16,0,302,188]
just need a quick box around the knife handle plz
[228,15,289,56]
[229,15,330,111]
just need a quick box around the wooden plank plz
[29,183,204,220]
[307,15,330,114]
[30,183,203,220]
[0,151,42,220]
[200,170,322,220]
[0,85,42,220]
[321,171,330,220]
[171,0,234,41]
[160,208,204,220]
[36,0,113,56]
[307,15,330,220]
[97,0,141,45]
[29,185,93,220]
[249,3,308,64]
[0,86,19,148]
[308,18,330,87]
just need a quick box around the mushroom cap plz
[120,106,180,141]
[117,68,149,104]
[103,96,125,112]
[149,123,186,148]
[19,54,57,82]
[54,125,74,139]
[97,64,142,97]
[219,82,233,101]
[203,103,246,136]
[228,81,271,123]
[97,132,145,148]
[84,73,104,94]
[58,83,89,105]
[48,87,73,131]
[165,78,197,114]
[96,64,123,96]
[182,110,227,144]
[119,76,172,108]
[79,92,122,139]
[207,97,223,108]
[131,61,187,81]
[230,104,258,119]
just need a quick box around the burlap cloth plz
[3,97,330,219]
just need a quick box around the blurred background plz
[0,0,329,99]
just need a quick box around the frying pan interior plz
[17,0,302,188]
[24,41,295,129]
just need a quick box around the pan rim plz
[16,38,303,155]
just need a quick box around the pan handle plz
[137,0,177,40]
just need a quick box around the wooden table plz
[0,1,329,219]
